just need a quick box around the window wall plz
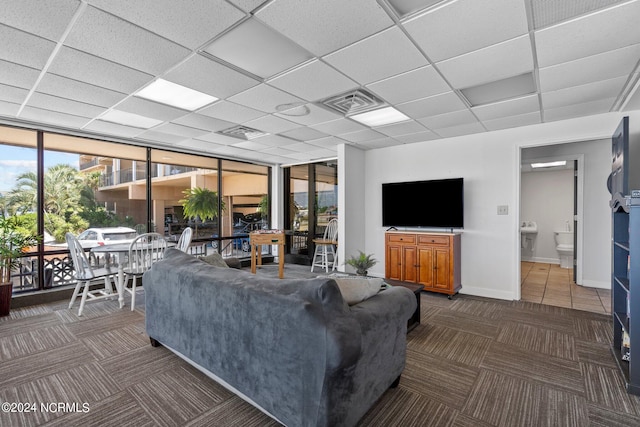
[284,160,337,265]
[0,124,271,294]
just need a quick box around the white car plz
[76,227,138,249]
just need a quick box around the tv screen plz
[382,178,464,228]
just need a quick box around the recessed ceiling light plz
[460,73,536,107]
[531,160,567,168]
[350,107,410,127]
[135,79,218,111]
[99,110,163,129]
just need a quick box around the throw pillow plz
[199,253,230,269]
[332,277,384,305]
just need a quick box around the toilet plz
[554,231,574,269]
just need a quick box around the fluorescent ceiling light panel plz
[350,107,410,126]
[531,160,567,168]
[100,110,163,129]
[203,18,314,79]
[387,0,447,17]
[461,73,536,107]
[135,78,218,111]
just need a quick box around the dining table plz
[91,241,174,308]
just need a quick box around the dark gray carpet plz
[1,264,639,426]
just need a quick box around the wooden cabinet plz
[385,231,461,298]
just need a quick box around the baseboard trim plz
[580,279,610,289]
[460,286,516,301]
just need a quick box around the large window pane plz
[0,126,38,292]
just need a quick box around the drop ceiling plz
[1,0,639,165]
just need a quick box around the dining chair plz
[176,227,193,253]
[65,232,118,316]
[311,218,339,273]
[123,232,167,310]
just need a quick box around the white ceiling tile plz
[27,92,105,118]
[324,26,428,85]
[262,146,297,157]
[0,100,20,117]
[37,73,127,107]
[541,76,627,109]
[286,142,325,153]
[433,122,486,138]
[472,94,540,121]
[418,109,478,129]
[164,54,259,100]
[153,123,210,139]
[279,127,328,141]
[0,24,56,69]
[275,103,342,126]
[198,101,266,123]
[437,35,533,89]
[175,139,226,152]
[483,111,541,131]
[393,131,439,144]
[0,60,40,90]
[256,0,393,56]
[544,98,616,122]
[375,120,427,137]
[339,129,386,143]
[227,0,264,13]
[48,47,153,93]
[539,43,640,92]
[0,0,81,41]
[308,136,347,148]
[195,132,242,145]
[116,97,188,121]
[204,18,314,79]
[84,119,145,138]
[136,130,187,144]
[357,137,402,149]
[306,147,338,159]
[20,106,92,128]
[366,66,450,104]
[396,92,468,119]
[252,134,299,147]
[268,60,358,102]
[0,84,28,104]
[535,0,640,67]
[310,118,367,135]
[172,113,236,132]
[231,140,270,150]
[86,0,244,49]
[243,115,300,134]
[403,0,528,62]
[228,84,304,113]
[65,6,190,75]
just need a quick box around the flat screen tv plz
[382,178,464,228]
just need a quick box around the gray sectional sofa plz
[143,248,417,427]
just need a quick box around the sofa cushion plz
[199,252,230,268]
[333,276,384,305]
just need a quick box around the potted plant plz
[345,251,377,276]
[0,216,39,316]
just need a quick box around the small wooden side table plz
[250,231,285,279]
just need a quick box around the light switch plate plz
[497,205,509,215]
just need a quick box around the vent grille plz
[218,125,267,140]
[320,89,387,116]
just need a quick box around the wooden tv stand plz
[385,231,461,298]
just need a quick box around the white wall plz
[520,168,574,263]
[338,144,366,274]
[340,111,637,300]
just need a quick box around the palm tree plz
[180,187,226,236]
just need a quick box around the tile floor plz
[521,261,611,314]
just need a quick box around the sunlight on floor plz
[521,262,611,314]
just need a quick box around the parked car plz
[76,227,138,249]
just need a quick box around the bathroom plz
[520,158,576,275]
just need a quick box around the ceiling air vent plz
[218,125,267,140]
[320,88,387,116]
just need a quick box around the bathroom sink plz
[520,221,538,234]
